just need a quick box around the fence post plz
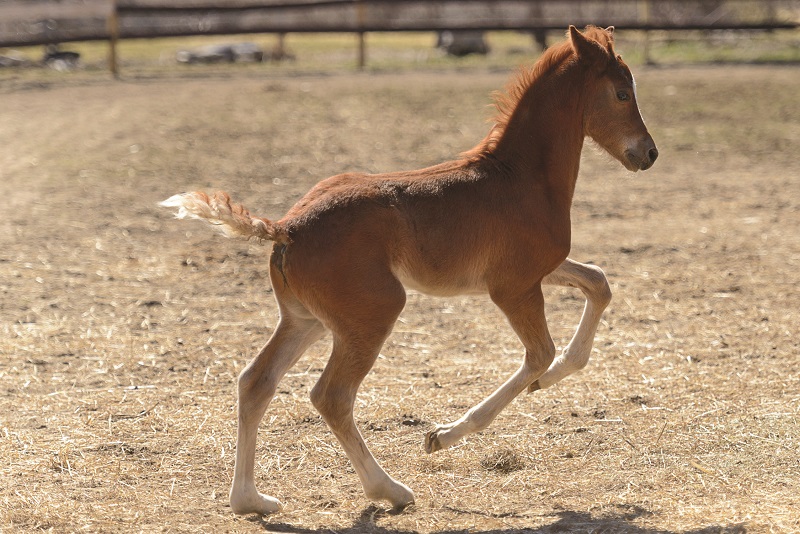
[356,0,366,69]
[639,0,651,64]
[275,32,286,59]
[357,32,366,69]
[107,0,120,78]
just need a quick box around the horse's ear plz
[568,25,583,44]
[569,25,609,70]
[605,26,616,52]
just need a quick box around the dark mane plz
[465,26,615,161]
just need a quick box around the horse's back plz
[276,162,494,298]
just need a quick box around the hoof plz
[229,490,284,516]
[365,479,415,509]
[391,492,415,511]
[424,429,443,454]
[390,500,416,514]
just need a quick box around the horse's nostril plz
[648,147,659,163]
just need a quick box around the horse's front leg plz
[425,284,555,453]
[529,258,612,392]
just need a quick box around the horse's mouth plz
[624,147,659,172]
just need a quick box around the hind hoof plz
[365,478,415,509]
[229,489,284,516]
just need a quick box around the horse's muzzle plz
[625,142,659,171]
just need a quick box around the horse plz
[161,25,657,515]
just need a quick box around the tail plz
[159,191,289,244]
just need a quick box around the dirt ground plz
[1,62,798,533]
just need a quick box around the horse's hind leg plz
[311,334,415,509]
[426,285,555,453]
[309,284,415,509]
[230,309,326,515]
[530,258,612,391]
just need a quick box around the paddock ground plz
[1,63,798,533]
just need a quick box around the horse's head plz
[570,26,658,172]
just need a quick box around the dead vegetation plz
[1,65,798,533]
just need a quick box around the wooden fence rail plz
[1,0,797,74]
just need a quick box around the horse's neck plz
[490,73,586,210]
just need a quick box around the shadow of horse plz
[249,504,748,534]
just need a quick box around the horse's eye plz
[617,90,630,102]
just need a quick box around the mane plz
[465,26,614,161]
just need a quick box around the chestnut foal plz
[162,25,657,515]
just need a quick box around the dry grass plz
[1,63,798,533]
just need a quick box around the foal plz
[162,25,657,514]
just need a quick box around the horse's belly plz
[392,263,486,297]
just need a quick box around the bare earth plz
[1,64,798,533]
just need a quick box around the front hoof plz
[424,429,443,454]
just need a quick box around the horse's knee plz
[524,336,556,377]
[568,350,592,373]
[584,264,612,308]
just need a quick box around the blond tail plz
[159,191,288,243]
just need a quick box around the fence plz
[1,0,797,74]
